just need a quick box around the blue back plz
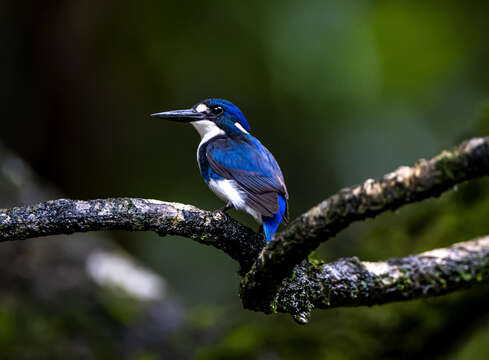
[204,134,288,220]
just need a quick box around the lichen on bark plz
[272,236,489,324]
[241,137,489,314]
[2,137,489,322]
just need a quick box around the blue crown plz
[206,98,251,132]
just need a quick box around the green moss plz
[200,233,211,241]
[459,270,473,282]
[189,233,212,242]
[308,256,323,267]
[393,272,414,292]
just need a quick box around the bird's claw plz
[215,203,232,217]
[217,203,233,213]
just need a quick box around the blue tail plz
[262,194,287,242]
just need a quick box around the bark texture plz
[241,137,489,313]
[273,236,489,323]
[1,137,489,322]
[0,198,263,272]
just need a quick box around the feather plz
[206,135,288,219]
[263,194,287,242]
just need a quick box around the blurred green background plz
[2,0,489,359]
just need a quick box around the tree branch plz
[272,235,489,324]
[0,198,264,272]
[1,137,489,323]
[241,137,489,312]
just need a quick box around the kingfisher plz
[151,98,288,242]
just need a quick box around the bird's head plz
[151,98,251,139]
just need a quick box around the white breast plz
[208,179,262,223]
[208,179,245,208]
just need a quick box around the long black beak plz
[150,109,205,122]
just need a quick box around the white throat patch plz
[191,120,224,144]
[192,120,224,171]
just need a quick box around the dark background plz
[2,1,489,359]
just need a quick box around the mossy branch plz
[0,198,263,272]
[241,137,489,313]
[1,137,489,322]
[271,236,489,323]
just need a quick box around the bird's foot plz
[218,203,233,212]
[215,203,232,217]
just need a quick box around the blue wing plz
[206,135,288,219]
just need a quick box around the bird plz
[151,98,288,242]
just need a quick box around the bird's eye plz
[212,106,223,115]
